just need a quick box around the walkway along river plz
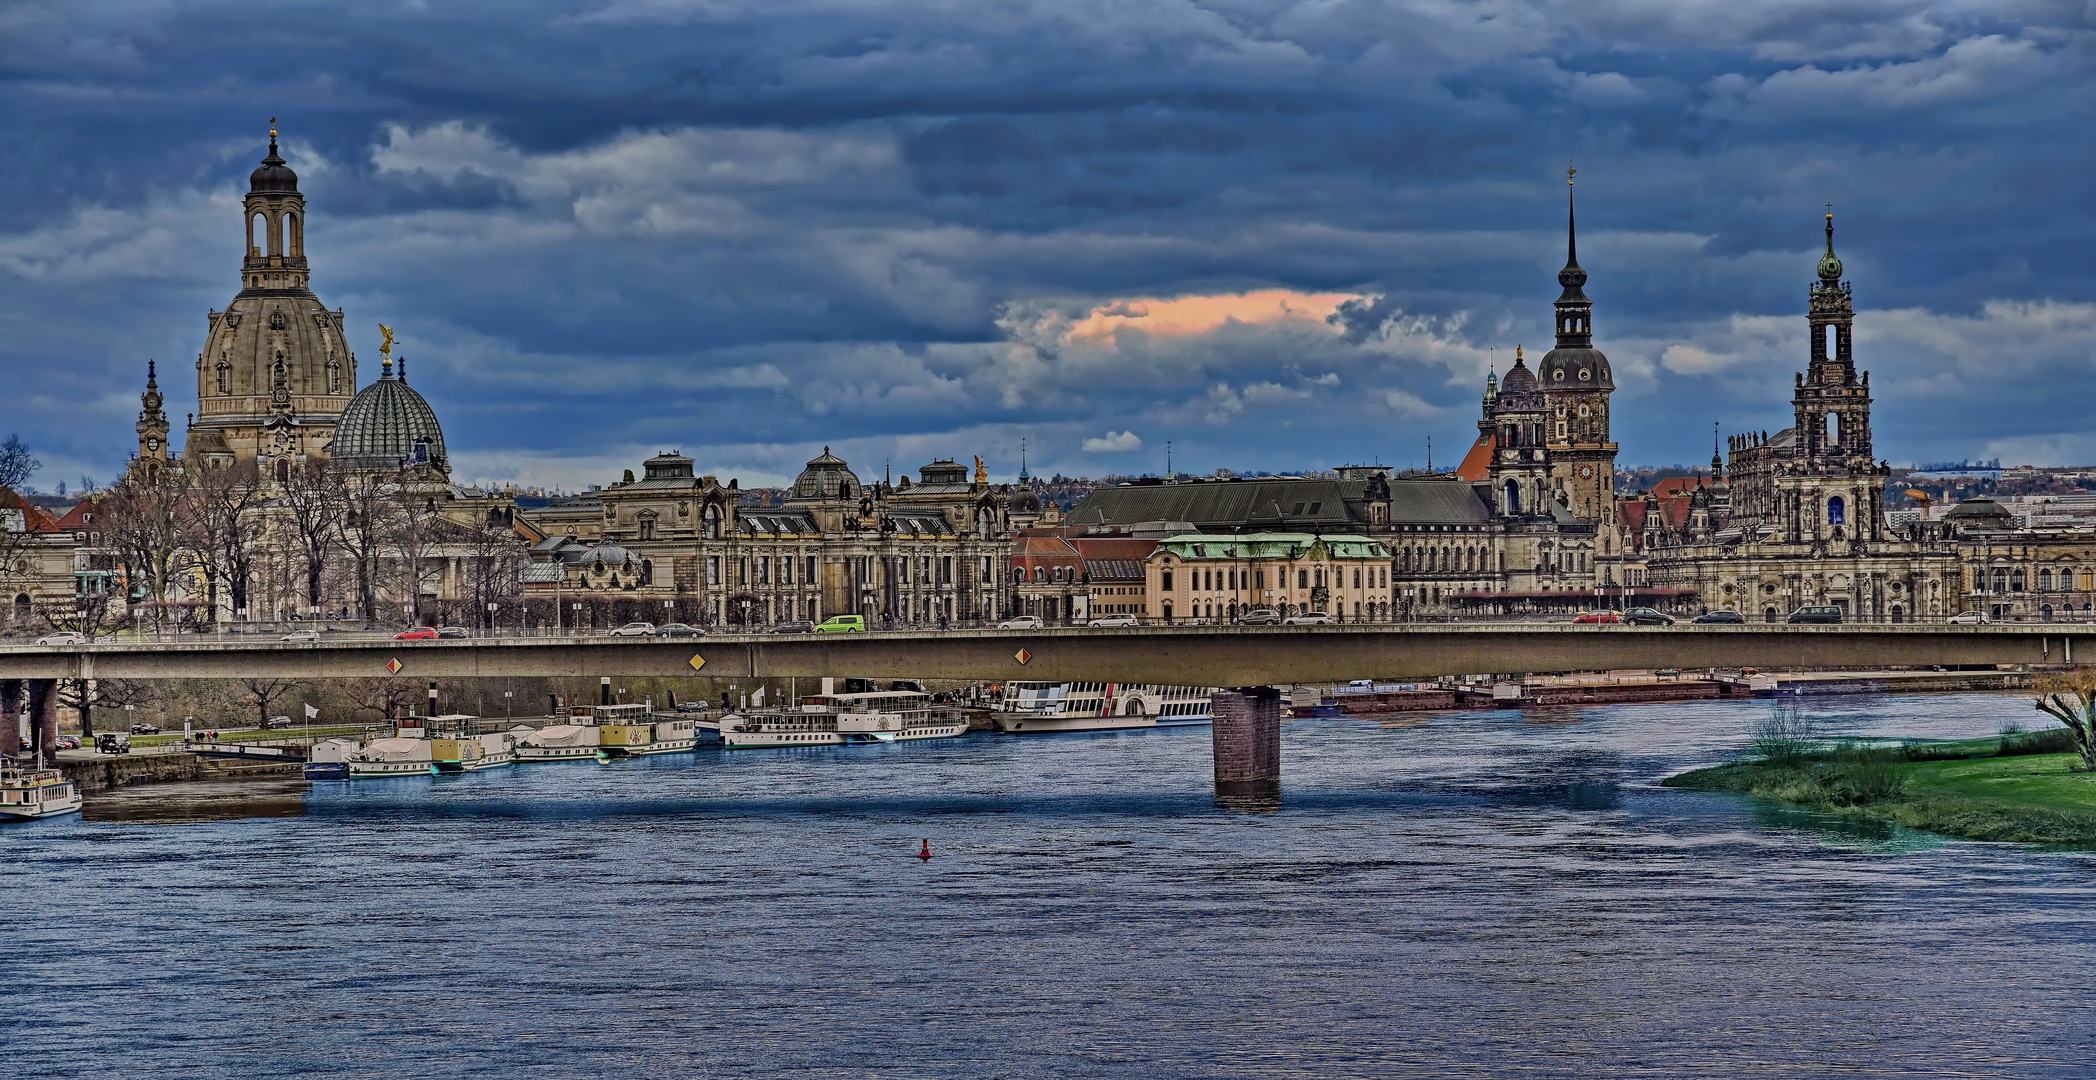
[5,691,2093,1077]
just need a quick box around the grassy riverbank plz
[1664,729,2096,847]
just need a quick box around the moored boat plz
[721,684,968,749]
[992,682,1216,734]
[515,704,700,762]
[0,762,82,821]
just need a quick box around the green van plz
[814,615,867,634]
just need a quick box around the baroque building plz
[521,451,1018,628]
[185,123,357,478]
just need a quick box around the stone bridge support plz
[1,678,20,756]
[23,678,56,757]
[1210,687,1281,811]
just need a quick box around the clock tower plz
[1536,169,1618,525]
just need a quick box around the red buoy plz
[918,839,932,860]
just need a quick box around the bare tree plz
[57,677,156,739]
[342,676,420,722]
[279,459,344,614]
[2033,671,2096,772]
[461,507,524,631]
[387,496,449,626]
[335,476,401,622]
[238,677,304,728]
[98,471,187,629]
[0,434,40,492]
[184,461,267,619]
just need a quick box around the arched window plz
[1504,480,1520,514]
[1012,567,1024,584]
[641,559,654,586]
[250,212,267,256]
[1032,566,1044,583]
[2012,570,2026,593]
[285,212,301,255]
[702,503,720,539]
[1827,496,1845,526]
[1161,569,1173,591]
[274,458,290,483]
[2039,568,2054,592]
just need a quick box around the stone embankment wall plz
[59,754,302,794]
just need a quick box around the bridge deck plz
[0,625,2084,684]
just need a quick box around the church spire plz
[1553,167,1592,347]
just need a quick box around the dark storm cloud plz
[0,0,2091,488]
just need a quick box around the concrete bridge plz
[0,624,2084,686]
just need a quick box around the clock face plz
[1578,464,1595,478]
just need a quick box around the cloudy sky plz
[2,0,2092,491]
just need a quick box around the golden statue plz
[974,455,987,484]
[379,323,395,360]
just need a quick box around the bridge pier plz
[1,678,19,756]
[25,678,56,757]
[1210,687,1281,811]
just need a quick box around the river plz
[6,691,2093,1077]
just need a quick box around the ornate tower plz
[187,121,355,471]
[1536,169,1617,523]
[133,361,170,477]
[1778,211,1886,544]
[1487,348,1552,519]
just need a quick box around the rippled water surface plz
[8,692,2095,1078]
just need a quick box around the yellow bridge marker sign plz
[689,654,707,672]
[386,658,403,674]
[1014,648,1032,665]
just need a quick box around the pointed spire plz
[1817,205,1844,284]
[146,359,157,386]
[1711,422,1723,480]
[1557,167,1588,296]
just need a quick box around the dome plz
[1537,346,1614,391]
[330,360,447,472]
[1817,213,1844,283]
[1493,353,1543,412]
[250,138,299,194]
[1010,481,1043,514]
[1944,496,2013,524]
[791,446,860,501]
[584,544,635,568]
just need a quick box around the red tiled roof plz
[1650,476,1714,499]
[52,498,98,531]
[1454,433,1494,482]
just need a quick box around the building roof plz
[332,360,447,472]
[1064,477,1360,530]
[1454,432,1494,482]
[1152,532,1391,561]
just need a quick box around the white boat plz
[721,685,969,749]
[346,736,435,778]
[0,762,82,821]
[992,682,1216,734]
[431,731,516,774]
[515,703,699,762]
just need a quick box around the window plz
[641,559,654,586]
[1298,569,1308,589]
[1013,567,1026,584]
[759,556,770,584]
[2039,568,2054,592]
[1828,496,1846,526]
[707,556,721,585]
[702,504,720,539]
[1254,569,1264,589]
[1353,568,1361,588]
[1162,570,1173,591]
[639,517,655,541]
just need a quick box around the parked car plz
[1573,610,1621,624]
[1236,608,1281,625]
[1283,611,1335,625]
[1087,613,1141,628]
[768,620,814,634]
[608,622,658,638]
[97,733,130,755]
[1623,607,1675,626]
[656,622,704,638]
[815,615,868,633]
[997,615,1044,630]
[674,700,710,713]
[436,626,470,639]
[393,626,438,640]
[1946,610,1990,625]
[34,632,88,646]
[130,722,159,735]
[1692,610,1746,624]
[265,715,293,730]
[54,735,80,750]
[282,628,320,643]
[1786,605,1843,624]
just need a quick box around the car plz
[608,622,658,637]
[35,632,88,646]
[1623,607,1675,626]
[436,626,470,639]
[767,621,814,634]
[674,700,710,713]
[1786,605,1843,624]
[1087,614,1141,628]
[265,715,293,730]
[1692,610,1746,624]
[815,615,868,633]
[282,628,320,643]
[1573,610,1622,624]
[996,615,1043,630]
[1283,611,1335,625]
[53,735,81,750]
[1655,668,1683,677]
[1236,608,1281,625]
[1946,610,1990,625]
[96,733,130,755]
[656,622,704,638]
[130,722,160,735]
[393,626,438,640]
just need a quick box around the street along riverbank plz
[1663,727,2096,846]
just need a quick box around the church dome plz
[331,360,447,472]
[791,447,860,501]
[250,137,299,194]
[1494,353,1543,412]
[1944,496,2013,530]
[1010,481,1043,514]
[1537,346,1614,391]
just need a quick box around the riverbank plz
[1664,731,2096,846]
[57,753,303,794]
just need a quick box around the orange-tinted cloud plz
[1063,289,1364,342]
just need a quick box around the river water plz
[7,692,2094,1078]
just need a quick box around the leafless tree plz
[388,496,450,626]
[335,476,402,622]
[238,677,304,728]
[57,677,156,739]
[98,470,187,629]
[0,434,40,492]
[461,507,524,630]
[279,459,344,614]
[184,461,268,620]
[2033,671,2096,772]
[342,676,420,722]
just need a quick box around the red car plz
[393,626,439,640]
[1573,610,1621,624]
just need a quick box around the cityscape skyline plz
[1,1,2090,493]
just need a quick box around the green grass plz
[121,725,377,748]
[1666,740,2096,847]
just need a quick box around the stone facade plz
[521,451,1017,628]
[1146,532,1393,622]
